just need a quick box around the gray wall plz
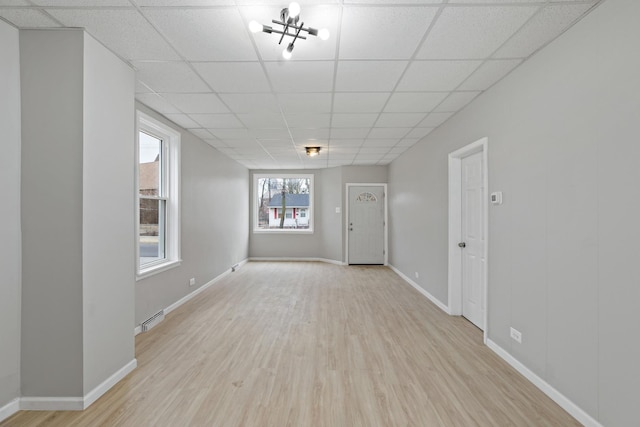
[135,104,249,326]
[0,19,21,408]
[387,0,639,425]
[82,34,136,394]
[20,29,85,397]
[249,166,387,263]
[20,29,137,398]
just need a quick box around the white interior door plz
[348,185,385,265]
[461,152,486,329]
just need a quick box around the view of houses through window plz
[256,175,313,231]
[138,131,165,265]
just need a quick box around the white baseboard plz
[20,396,84,411]
[0,398,20,423]
[249,257,346,266]
[389,265,451,314]
[83,358,137,409]
[19,358,137,412]
[486,339,603,427]
[134,325,142,336]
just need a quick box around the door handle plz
[458,242,466,248]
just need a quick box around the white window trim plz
[136,111,181,280]
[253,173,314,234]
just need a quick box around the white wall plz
[0,19,22,409]
[388,0,640,425]
[135,103,249,325]
[82,34,136,394]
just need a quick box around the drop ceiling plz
[0,0,602,169]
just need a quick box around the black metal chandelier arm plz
[271,19,317,38]
[263,27,307,40]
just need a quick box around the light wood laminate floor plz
[2,262,580,426]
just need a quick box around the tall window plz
[254,174,313,233]
[137,111,181,278]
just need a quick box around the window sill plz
[136,259,182,281]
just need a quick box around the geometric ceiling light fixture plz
[249,2,330,60]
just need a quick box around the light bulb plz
[288,2,301,18]
[249,20,262,33]
[318,28,330,41]
[282,48,292,60]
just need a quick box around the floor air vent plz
[141,310,164,332]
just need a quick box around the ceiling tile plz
[416,6,538,59]
[340,6,437,59]
[285,114,331,128]
[278,93,332,113]
[258,139,294,148]
[358,146,392,154]
[329,139,363,147]
[34,0,131,4]
[290,128,331,140]
[138,1,233,5]
[384,92,448,112]
[143,8,257,61]
[136,93,182,114]
[249,129,291,139]
[0,8,60,27]
[161,93,229,113]
[333,93,390,113]
[265,61,334,93]
[330,128,371,139]
[133,61,210,93]
[243,4,339,61]
[331,114,378,128]
[238,113,287,129]
[0,1,30,5]
[203,139,228,149]
[363,139,400,147]
[458,59,522,91]
[494,4,595,59]
[47,9,178,61]
[212,127,253,140]
[368,128,411,139]
[192,62,271,93]
[190,114,244,128]
[335,61,407,92]
[345,0,441,3]
[189,128,214,139]
[396,138,420,146]
[397,60,482,91]
[434,91,480,113]
[220,93,280,113]
[376,113,425,128]
[419,112,453,127]
[164,113,201,128]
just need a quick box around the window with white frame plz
[254,174,313,233]
[137,111,181,278]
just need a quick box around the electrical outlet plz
[189,278,195,287]
[510,327,522,343]
[415,272,419,279]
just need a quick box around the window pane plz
[256,176,311,230]
[139,131,161,197]
[139,198,166,265]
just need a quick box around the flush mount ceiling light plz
[305,146,321,157]
[249,2,330,60]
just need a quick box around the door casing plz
[448,138,489,342]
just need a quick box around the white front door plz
[348,185,385,265]
[461,152,485,329]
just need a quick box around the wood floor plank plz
[1,262,581,426]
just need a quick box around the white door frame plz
[345,183,388,266]
[448,137,489,343]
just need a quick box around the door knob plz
[349,228,353,231]
[458,242,466,248]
